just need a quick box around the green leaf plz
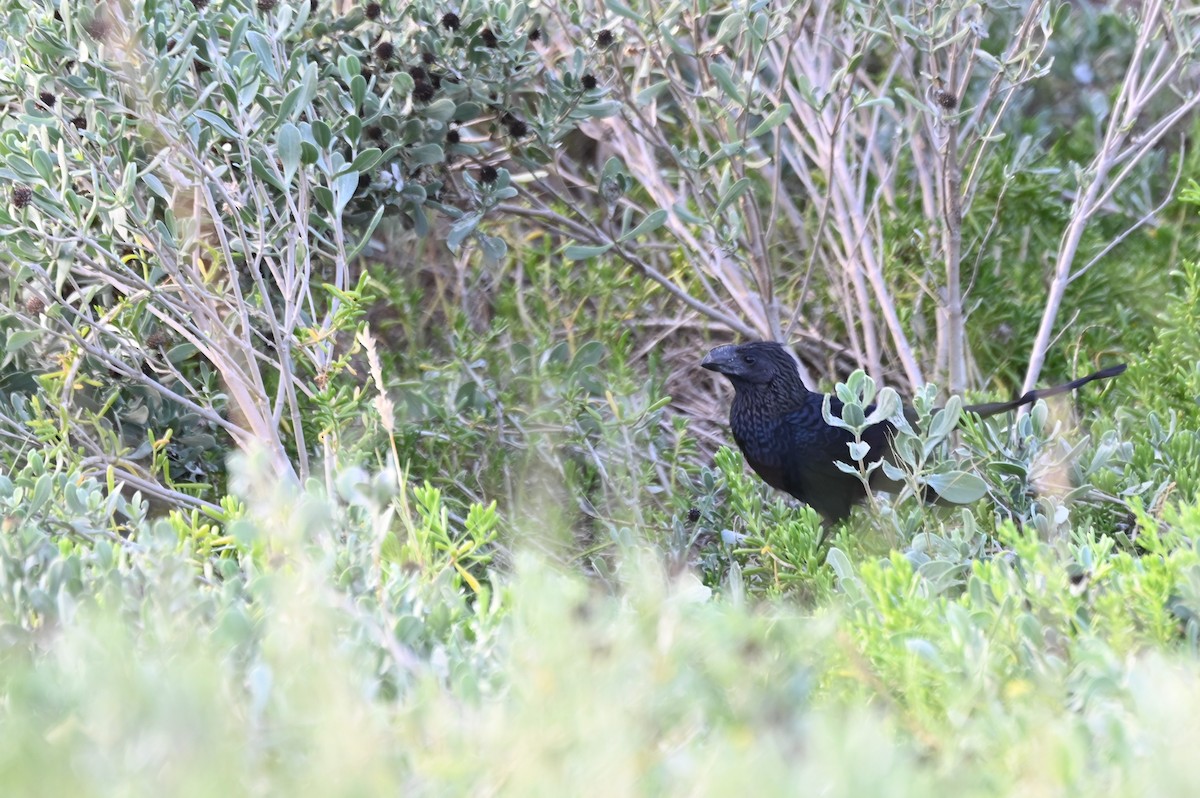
[422,98,456,122]
[347,147,382,174]
[32,150,54,183]
[891,14,926,39]
[825,547,855,582]
[276,84,307,125]
[478,234,507,263]
[564,243,614,261]
[246,31,279,82]
[229,14,250,52]
[619,209,668,241]
[350,75,367,110]
[337,54,361,85]
[409,143,444,166]
[347,205,386,261]
[28,473,52,516]
[847,441,872,462]
[749,104,792,137]
[607,0,645,22]
[166,343,199,364]
[925,471,988,504]
[332,170,359,216]
[446,212,481,252]
[312,185,333,213]
[601,157,625,180]
[142,173,171,202]
[194,110,238,139]
[714,12,745,45]
[864,388,902,426]
[311,119,332,149]
[700,142,745,168]
[928,396,963,441]
[580,101,620,118]
[6,330,40,353]
[5,154,36,180]
[658,23,695,57]
[636,80,670,106]
[750,12,768,41]
[918,560,965,594]
[278,123,301,182]
[714,177,751,216]
[708,62,743,105]
[841,403,866,430]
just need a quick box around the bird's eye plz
[742,355,755,364]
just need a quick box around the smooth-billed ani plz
[702,341,1125,522]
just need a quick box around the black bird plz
[702,341,1126,522]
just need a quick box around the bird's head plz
[701,341,806,390]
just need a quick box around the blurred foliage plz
[3,455,1200,794]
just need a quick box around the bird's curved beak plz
[701,345,737,374]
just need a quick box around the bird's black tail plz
[963,363,1127,419]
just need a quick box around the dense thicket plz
[0,0,1198,793]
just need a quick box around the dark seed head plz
[528,26,540,42]
[364,1,381,19]
[441,12,460,30]
[480,28,498,48]
[70,115,87,130]
[256,0,277,11]
[505,117,527,137]
[445,129,460,144]
[581,73,597,90]
[412,81,435,103]
[934,88,957,110]
[375,41,395,60]
[687,507,701,524]
[422,51,436,64]
[430,74,441,89]
[145,330,172,348]
[38,91,56,109]
[11,185,33,209]
[408,65,427,80]
[190,0,208,9]
[25,296,45,315]
[366,125,383,140]
[479,165,498,183]
[595,29,614,49]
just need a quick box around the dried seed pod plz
[145,330,173,348]
[934,88,957,110]
[11,185,33,208]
